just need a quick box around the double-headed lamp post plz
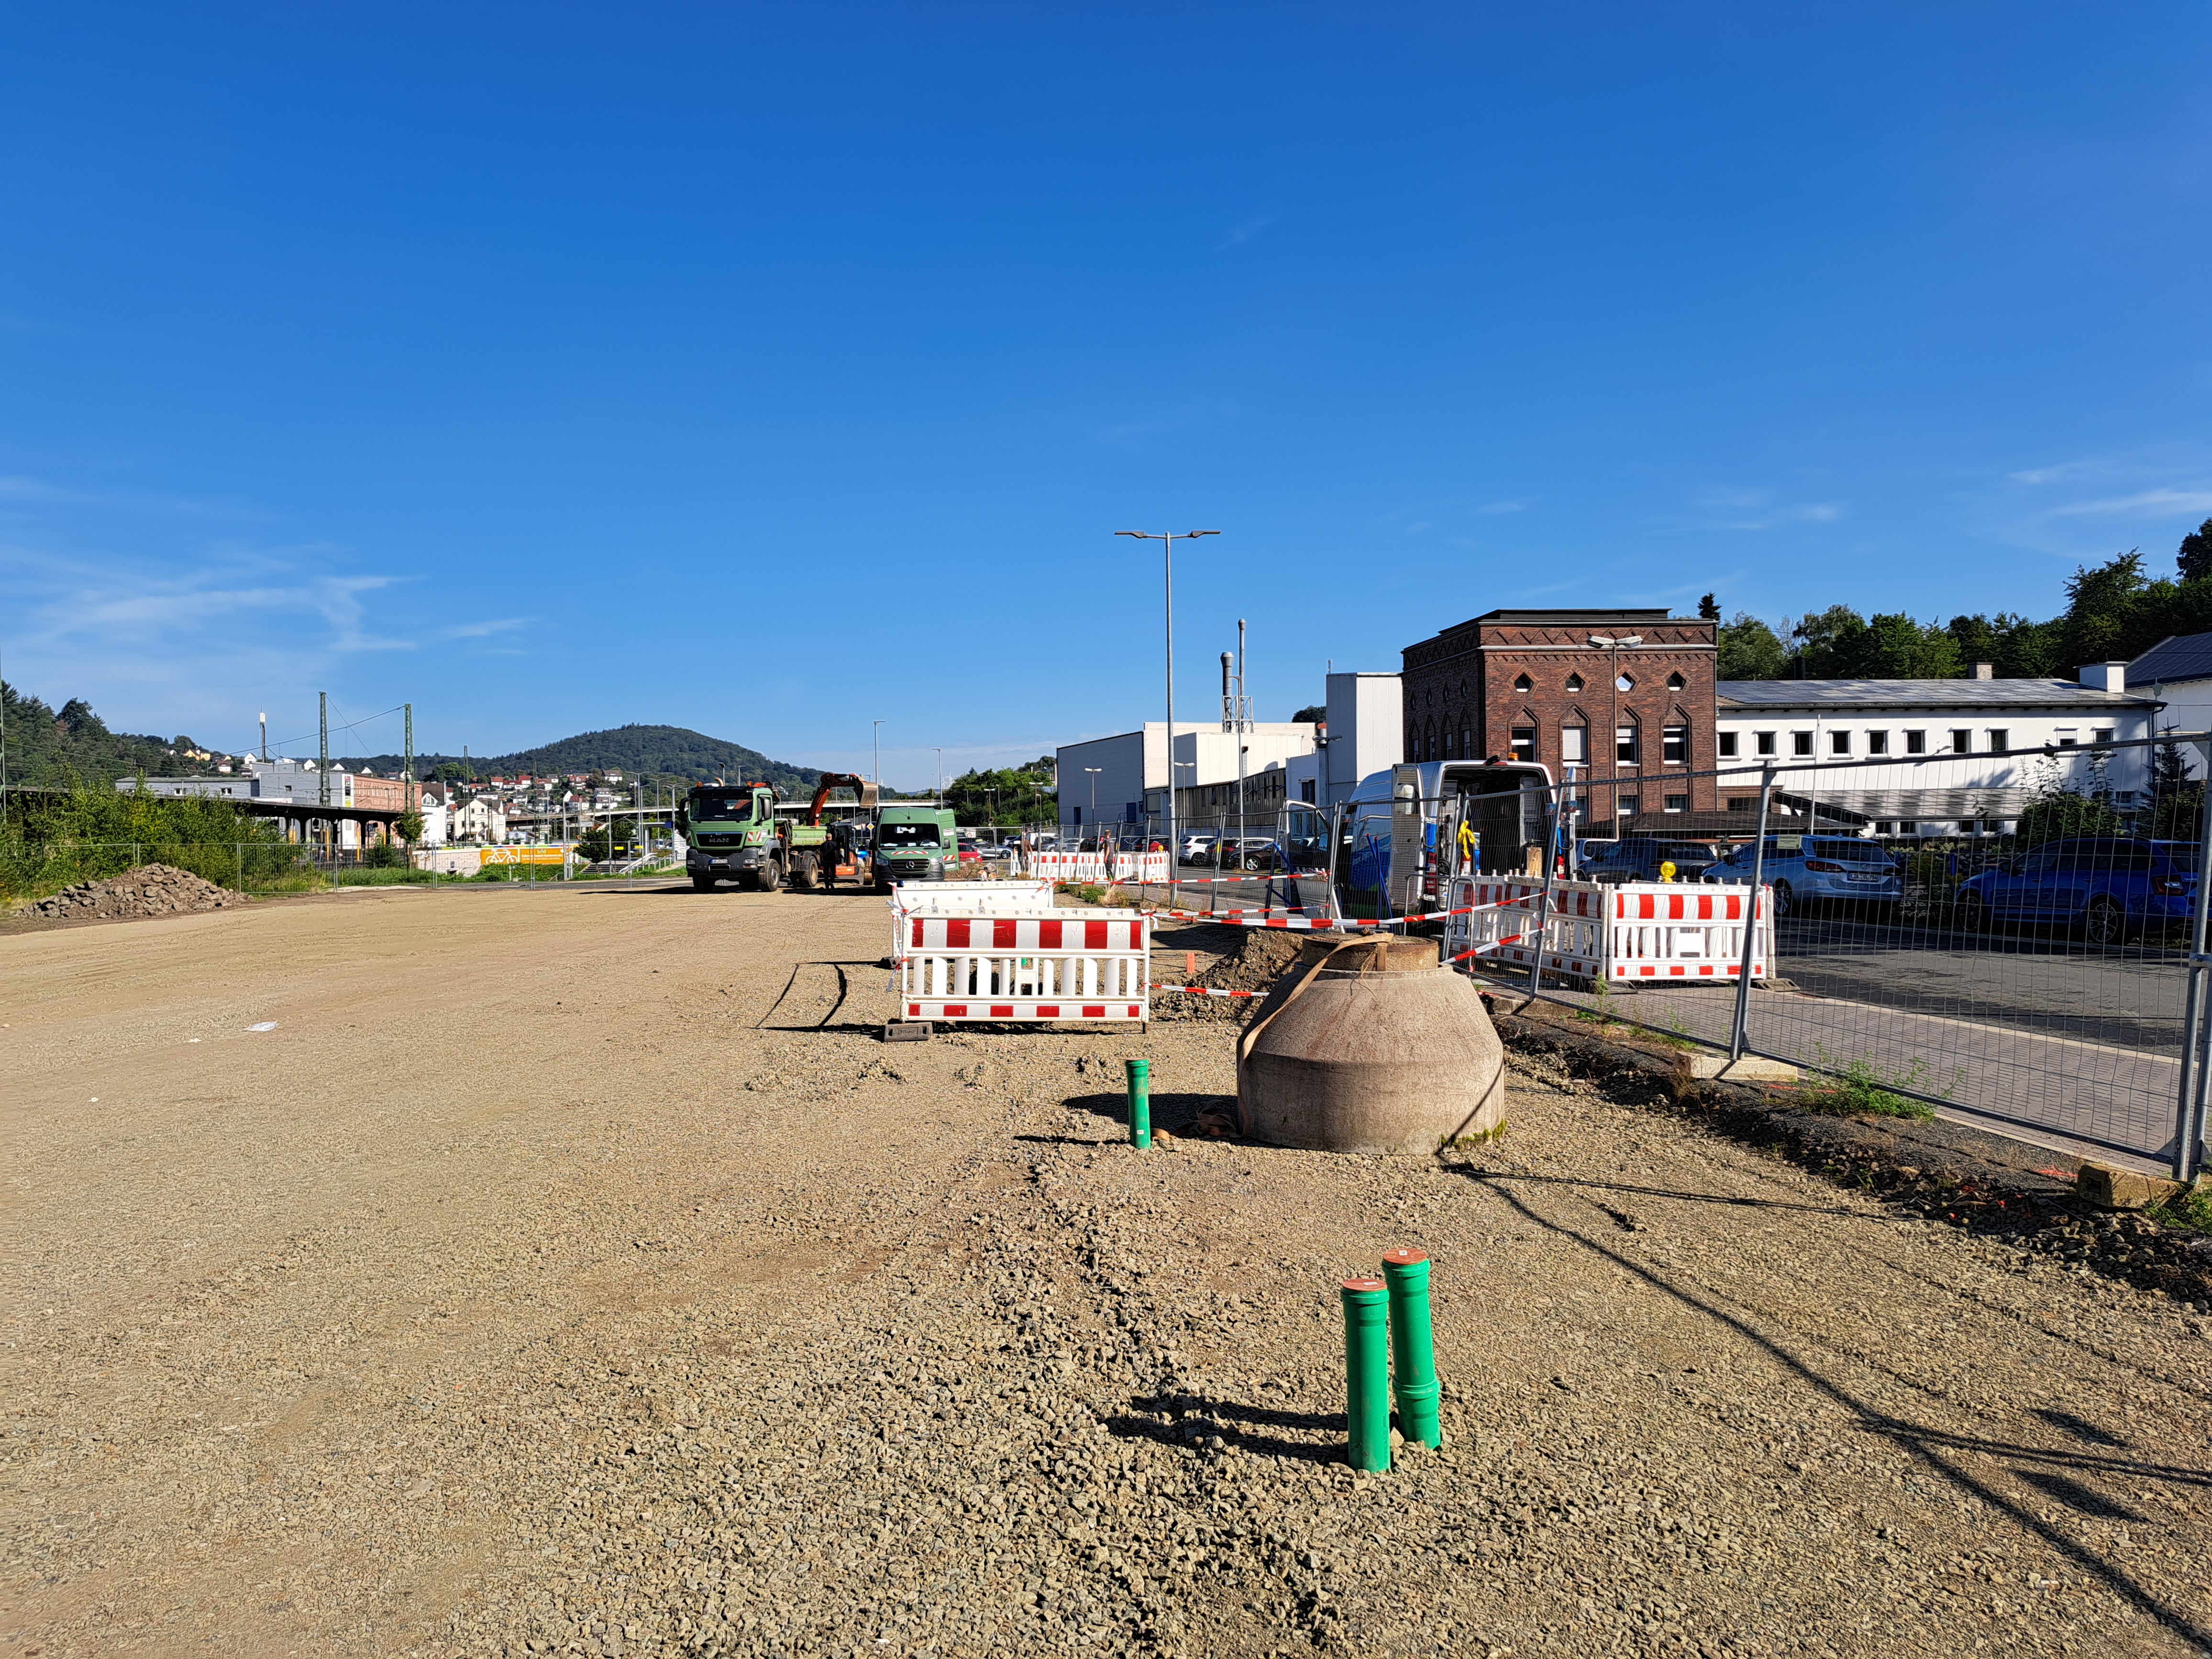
[1083,766,1102,833]
[1117,529,1219,881]
[1588,633,1642,829]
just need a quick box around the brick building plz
[1399,608,1720,821]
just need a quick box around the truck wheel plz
[691,874,716,892]
[755,859,782,893]
[791,852,821,891]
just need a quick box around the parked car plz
[1578,839,1720,885]
[1179,832,1221,865]
[1957,835,2198,945]
[954,839,983,863]
[1703,835,1901,917]
[1213,837,1286,871]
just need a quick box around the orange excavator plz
[805,773,879,890]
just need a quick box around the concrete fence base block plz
[2078,1161,2187,1210]
[1676,1053,1798,1084]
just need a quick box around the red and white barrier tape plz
[1146,892,1538,929]
[1151,983,1268,999]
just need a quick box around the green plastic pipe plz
[1382,1247,1441,1449]
[1340,1277,1390,1472]
[1125,1058,1151,1150]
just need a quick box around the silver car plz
[1704,834,1902,918]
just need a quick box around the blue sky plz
[2,4,2208,786]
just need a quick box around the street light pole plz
[1589,633,1643,830]
[1117,530,1219,887]
[1084,766,1101,830]
[873,720,885,793]
[933,748,943,803]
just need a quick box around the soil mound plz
[1154,928,1302,1022]
[24,863,236,923]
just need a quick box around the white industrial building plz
[1714,664,2163,835]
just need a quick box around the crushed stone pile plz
[24,863,235,923]
[1154,928,1302,1022]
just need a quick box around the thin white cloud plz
[2051,487,2212,518]
[1477,498,1532,516]
[1217,215,1276,251]
[445,616,532,640]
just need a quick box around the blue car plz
[1703,834,1902,918]
[1958,836,2198,946]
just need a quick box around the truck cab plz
[874,806,959,891]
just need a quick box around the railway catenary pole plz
[1117,530,1219,896]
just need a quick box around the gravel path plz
[7,885,2212,1657]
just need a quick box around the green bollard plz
[1382,1247,1441,1450]
[1340,1277,1391,1472]
[1125,1058,1151,1150]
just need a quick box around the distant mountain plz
[342,723,824,794]
[1,682,222,788]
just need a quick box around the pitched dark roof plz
[1717,679,2156,708]
[2130,632,2212,687]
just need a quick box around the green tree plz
[1716,613,1788,680]
[944,763,1055,825]
[1697,593,1721,621]
[2178,517,2212,584]
[1291,705,1326,724]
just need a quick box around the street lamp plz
[873,720,885,791]
[1083,766,1102,830]
[1588,633,1643,830]
[1117,529,1219,890]
[933,748,943,803]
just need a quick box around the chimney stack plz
[2078,662,2127,694]
[1971,663,1995,681]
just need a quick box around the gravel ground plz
[8,885,2212,1658]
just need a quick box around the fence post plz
[1728,766,1775,1063]
[2172,742,2212,1182]
[236,841,244,899]
[1526,780,1562,995]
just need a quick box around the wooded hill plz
[0,683,219,787]
[342,723,823,794]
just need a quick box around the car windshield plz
[880,821,941,848]
[690,791,756,821]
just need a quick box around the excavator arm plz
[803,773,879,825]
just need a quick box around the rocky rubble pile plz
[23,863,235,922]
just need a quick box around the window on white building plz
[1950,729,1972,753]
[1830,731,1851,756]
[2054,728,2078,748]
[1905,730,1926,753]
[1792,732,1814,757]
[1756,731,1777,756]
[1988,729,2010,753]
[1718,732,1738,758]
[1866,730,1888,755]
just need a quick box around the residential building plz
[2129,633,2212,775]
[451,795,509,844]
[1714,664,2162,834]
[1399,608,1720,821]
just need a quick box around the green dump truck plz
[679,772,877,893]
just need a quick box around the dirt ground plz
[8,885,2212,1659]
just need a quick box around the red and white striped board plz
[902,998,1147,1022]
[906,915,1146,952]
[1445,877,1770,986]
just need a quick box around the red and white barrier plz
[1029,850,1172,885]
[1445,877,1771,985]
[894,908,1151,1026]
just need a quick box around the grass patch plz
[2147,1186,2212,1234]
[1796,1049,1939,1120]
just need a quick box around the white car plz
[1180,832,1221,865]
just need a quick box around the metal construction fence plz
[1444,735,2212,1179]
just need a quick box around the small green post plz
[1340,1277,1390,1472]
[1125,1058,1151,1149]
[1382,1247,1441,1449]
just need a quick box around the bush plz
[0,777,305,900]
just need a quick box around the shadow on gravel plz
[1101,1408,1342,1465]
[2014,1471,2146,1521]
[1064,1089,1240,1135]
[1463,1169,2212,1648]
[1013,1134,1122,1147]
[1460,1168,1887,1222]
[2035,1407,2130,1448]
